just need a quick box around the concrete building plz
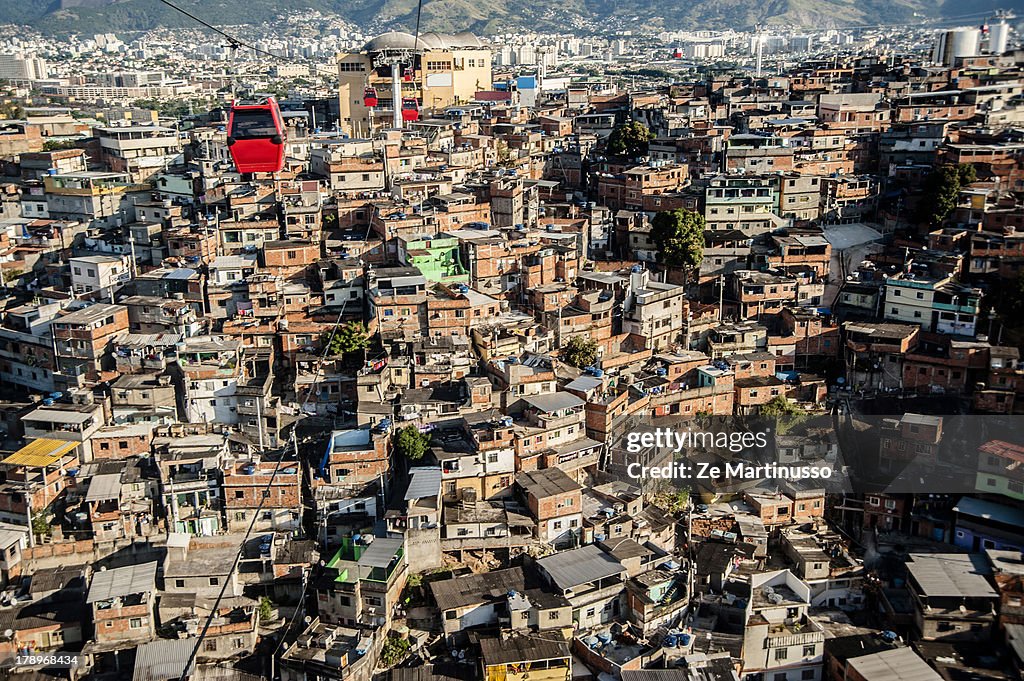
[741,570,824,681]
[69,253,134,297]
[95,126,183,183]
[883,272,980,336]
[0,53,48,81]
[337,31,491,136]
[705,175,783,236]
[906,553,998,642]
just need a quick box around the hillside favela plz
[5,2,1024,681]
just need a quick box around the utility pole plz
[755,26,765,79]
[256,390,265,452]
[718,273,724,321]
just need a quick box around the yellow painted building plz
[338,31,491,136]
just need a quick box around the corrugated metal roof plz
[2,438,78,467]
[954,496,1024,527]
[358,537,405,568]
[522,391,585,413]
[405,467,442,501]
[564,375,602,393]
[516,467,581,498]
[479,634,569,665]
[906,553,996,599]
[537,544,625,590]
[132,638,196,681]
[846,647,942,681]
[87,561,157,602]
[85,472,122,502]
[26,407,96,424]
[429,566,526,611]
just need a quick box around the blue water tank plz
[663,635,677,647]
[42,398,54,406]
[656,367,667,376]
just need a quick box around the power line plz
[413,0,424,51]
[176,204,378,679]
[155,0,295,63]
[175,271,365,681]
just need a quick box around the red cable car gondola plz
[226,97,286,174]
[401,98,420,122]
[363,87,378,108]
[403,67,414,82]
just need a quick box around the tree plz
[607,121,654,159]
[42,139,79,152]
[31,512,50,538]
[322,322,368,356]
[760,395,801,417]
[380,636,411,667]
[996,271,1024,322]
[917,163,976,226]
[562,335,598,369]
[395,425,431,461]
[257,597,274,622]
[0,102,23,120]
[651,209,705,280]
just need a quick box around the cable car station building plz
[337,31,491,136]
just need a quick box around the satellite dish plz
[3,629,12,639]
[304,616,312,624]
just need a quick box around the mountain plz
[0,0,1011,36]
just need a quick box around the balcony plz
[763,620,824,649]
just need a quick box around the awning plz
[2,439,78,468]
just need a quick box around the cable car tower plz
[368,41,422,129]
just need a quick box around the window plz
[885,499,896,509]
[175,579,185,588]
[235,490,245,499]
[210,577,219,586]
[129,617,144,629]
[548,611,559,620]
[586,608,595,618]
[802,670,815,680]
[803,645,816,656]
[204,640,217,652]
[775,648,788,661]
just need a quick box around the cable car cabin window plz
[231,111,279,139]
